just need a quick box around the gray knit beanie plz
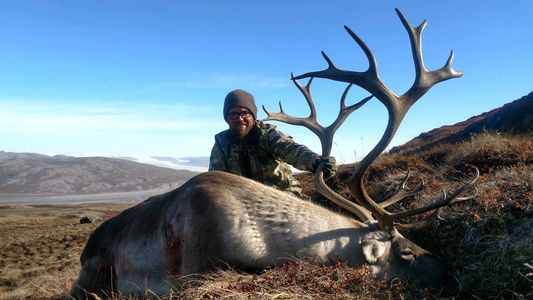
[223,89,257,121]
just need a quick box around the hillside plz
[0,152,198,196]
[390,92,532,155]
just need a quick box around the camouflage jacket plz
[209,121,320,195]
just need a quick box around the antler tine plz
[340,84,353,110]
[263,76,329,154]
[293,26,390,103]
[379,170,427,208]
[342,25,378,77]
[320,51,339,72]
[330,84,374,135]
[262,77,321,133]
[378,167,479,230]
[395,8,463,105]
[278,101,285,113]
[292,74,318,122]
[315,163,374,221]
[394,208,442,232]
[394,182,479,231]
[450,186,479,204]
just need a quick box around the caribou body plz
[71,9,478,298]
[70,171,459,298]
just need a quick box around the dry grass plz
[0,204,133,299]
[1,132,531,299]
[177,261,381,299]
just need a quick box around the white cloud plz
[0,95,226,158]
[0,99,223,139]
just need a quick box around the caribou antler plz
[263,75,374,221]
[265,8,478,231]
[263,75,372,156]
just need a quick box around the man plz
[209,89,336,197]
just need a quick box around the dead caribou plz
[71,9,478,298]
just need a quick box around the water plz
[0,188,171,205]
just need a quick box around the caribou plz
[70,9,478,298]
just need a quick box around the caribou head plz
[70,9,478,299]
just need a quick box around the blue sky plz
[0,1,531,164]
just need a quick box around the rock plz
[79,215,101,224]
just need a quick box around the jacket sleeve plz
[267,127,321,172]
[208,141,228,171]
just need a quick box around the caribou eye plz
[400,248,416,262]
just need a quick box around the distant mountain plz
[0,152,199,196]
[390,92,532,155]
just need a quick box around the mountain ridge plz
[390,91,532,155]
[0,153,198,196]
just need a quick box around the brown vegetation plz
[0,132,531,299]
[0,204,132,299]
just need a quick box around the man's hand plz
[313,156,337,178]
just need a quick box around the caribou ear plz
[361,239,387,264]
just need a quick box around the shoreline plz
[0,187,174,205]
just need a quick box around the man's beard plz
[231,124,251,139]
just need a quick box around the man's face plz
[226,106,254,139]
